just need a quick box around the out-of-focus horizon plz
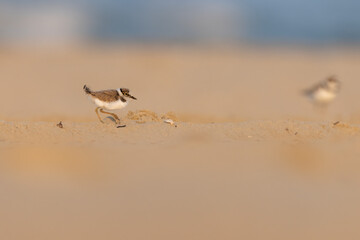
[1,0,360,46]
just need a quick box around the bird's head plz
[326,76,340,92]
[120,88,137,100]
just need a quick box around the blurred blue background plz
[1,0,360,45]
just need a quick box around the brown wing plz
[91,89,121,102]
[304,78,328,95]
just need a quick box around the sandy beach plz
[1,46,360,239]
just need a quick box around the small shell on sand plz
[164,119,177,127]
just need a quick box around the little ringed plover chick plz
[303,76,340,108]
[83,85,137,127]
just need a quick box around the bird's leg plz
[100,109,121,124]
[95,107,104,123]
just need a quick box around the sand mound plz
[126,110,178,124]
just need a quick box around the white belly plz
[92,97,128,110]
[312,89,336,103]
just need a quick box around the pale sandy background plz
[1,46,360,121]
[1,46,360,239]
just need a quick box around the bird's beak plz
[129,94,137,100]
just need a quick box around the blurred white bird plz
[303,76,340,108]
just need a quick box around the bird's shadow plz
[103,116,117,124]
[103,116,126,128]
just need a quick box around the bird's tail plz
[301,88,312,97]
[83,85,92,95]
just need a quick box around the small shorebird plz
[303,76,340,108]
[83,85,137,127]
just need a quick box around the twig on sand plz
[333,121,340,126]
